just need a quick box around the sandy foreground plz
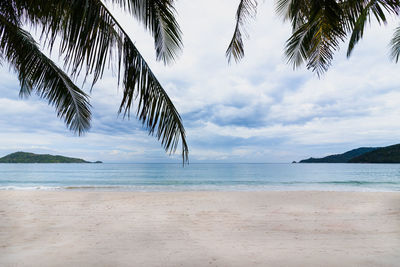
[0,191,399,266]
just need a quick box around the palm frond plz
[0,14,91,135]
[226,0,258,63]
[390,25,400,62]
[276,0,309,29]
[10,0,188,162]
[346,0,400,57]
[119,38,188,162]
[109,0,183,64]
[346,3,369,57]
[285,23,314,70]
[278,0,400,74]
[284,0,346,75]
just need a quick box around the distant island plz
[0,152,102,163]
[298,144,400,163]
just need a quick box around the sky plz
[1,0,400,163]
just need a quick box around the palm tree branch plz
[346,0,400,57]
[226,0,258,63]
[279,0,400,74]
[276,0,309,29]
[100,4,188,162]
[0,14,91,135]
[107,0,183,64]
[390,25,400,62]
[285,1,346,75]
[11,0,188,162]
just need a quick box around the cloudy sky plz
[1,0,400,163]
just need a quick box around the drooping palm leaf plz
[263,0,400,74]
[226,0,258,63]
[119,38,188,161]
[276,0,309,29]
[345,2,370,57]
[283,0,346,75]
[9,0,188,162]
[390,25,400,62]
[0,14,91,135]
[109,0,183,64]
[346,0,400,57]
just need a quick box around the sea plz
[0,163,399,192]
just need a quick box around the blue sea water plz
[0,163,399,192]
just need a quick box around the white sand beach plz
[1,191,399,266]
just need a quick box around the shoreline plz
[1,186,399,192]
[1,191,399,266]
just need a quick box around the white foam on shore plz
[0,186,63,191]
[0,184,398,192]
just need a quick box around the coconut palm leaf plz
[390,25,400,62]
[345,2,370,57]
[346,0,400,57]
[0,14,91,135]
[283,0,346,75]
[119,38,188,161]
[278,0,400,75]
[226,0,258,63]
[109,0,183,64]
[5,0,188,162]
[252,0,400,74]
[276,0,309,29]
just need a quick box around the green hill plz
[299,147,378,163]
[349,144,400,163]
[0,152,101,163]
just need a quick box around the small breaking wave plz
[0,186,63,191]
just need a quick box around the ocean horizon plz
[1,163,399,192]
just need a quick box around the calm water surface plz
[0,163,399,191]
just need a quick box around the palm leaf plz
[276,0,309,29]
[0,14,91,135]
[346,0,400,57]
[10,0,188,162]
[279,0,400,73]
[390,25,400,62]
[346,2,369,57]
[226,0,258,63]
[109,0,183,64]
[283,0,346,75]
[119,38,188,162]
